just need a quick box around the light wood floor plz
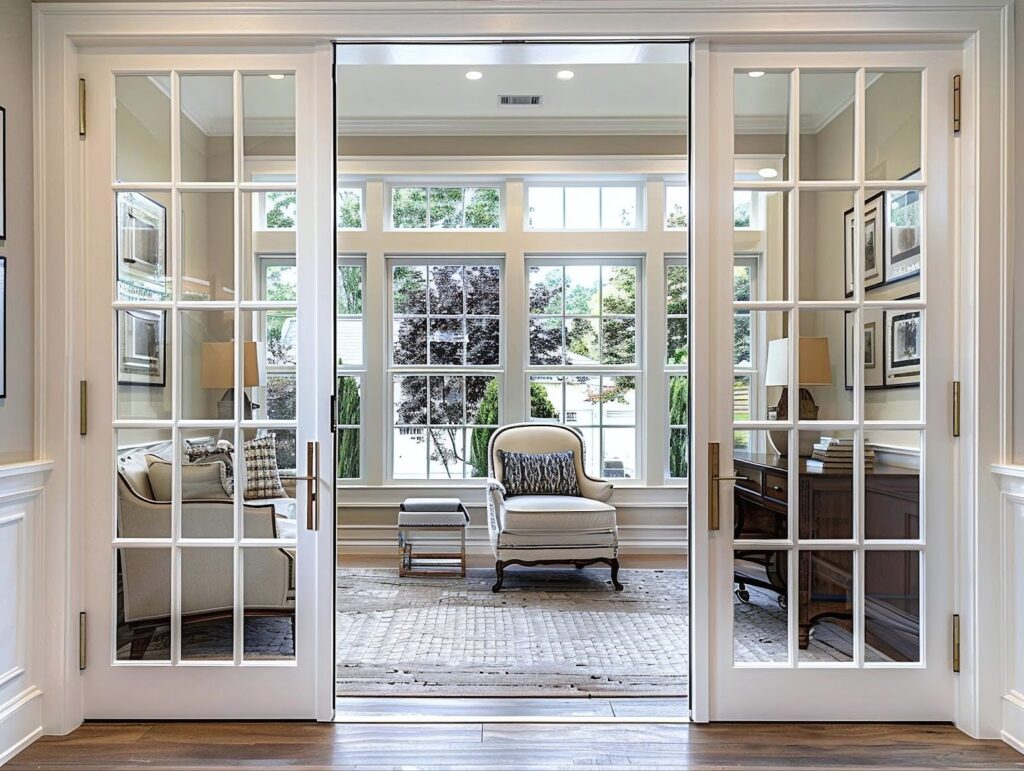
[9,721,1023,770]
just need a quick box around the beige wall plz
[338,134,686,157]
[0,0,35,464]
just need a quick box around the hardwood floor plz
[8,721,1023,770]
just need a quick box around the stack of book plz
[806,437,874,471]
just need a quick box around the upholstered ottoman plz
[398,498,470,578]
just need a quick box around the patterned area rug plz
[336,567,688,697]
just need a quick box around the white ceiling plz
[140,65,860,137]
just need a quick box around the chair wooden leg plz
[609,558,624,591]
[491,561,504,592]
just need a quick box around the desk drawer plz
[734,461,763,496]
[764,470,788,503]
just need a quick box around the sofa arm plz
[485,478,505,546]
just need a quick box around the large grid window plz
[527,258,641,479]
[389,259,502,479]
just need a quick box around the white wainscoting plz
[0,461,52,765]
[994,464,1024,754]
[336,485,687,558]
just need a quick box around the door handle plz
[281,441,320,531]
[708,443,748,531]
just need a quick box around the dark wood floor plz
[8,721,1024,770]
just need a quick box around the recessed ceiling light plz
[268,73,286,80]
[465,70,484,81]
[758,167,779,179]
[556,70,575,81]
[748,70,766,78]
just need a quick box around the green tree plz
[336,376,361,478]
[668,375,689,477]
[468,381,558,478]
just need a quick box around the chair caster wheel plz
[735,589,751,603]
[777,596,787,609]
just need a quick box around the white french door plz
[79,49,336,718]
[700,48,961,719]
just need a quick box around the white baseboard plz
[1002,692,1024,755]
[0,687,43,766]
[337,537,687,557]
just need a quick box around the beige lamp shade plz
[201,341,259,389]
[764,337,833,387]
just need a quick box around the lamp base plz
[216,391,258,420]
[770,387,820,457]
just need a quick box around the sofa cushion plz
[185,439,235,496]
[242,435,287,500]
[501,495,616,532]
[498,450,581,498]
[146,455,231,502]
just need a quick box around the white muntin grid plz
[730,66,928,670]
[109,69,299,667]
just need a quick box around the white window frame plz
[386,255,505,483]
[384,180,505,232]
[524,179,646,232]
[524,254,643,483]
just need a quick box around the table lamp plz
[765,336,833,456]
[201,341,260,419]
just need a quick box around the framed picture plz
[117,308,167,387]
[884,298,921,388]
[885,182,922,284]
[116,191,167,293]
[0,106,6,241]
[843,192,886,297]
[0,257,6,399]
[845,307,884,390]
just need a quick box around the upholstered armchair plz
[486,423,621,592]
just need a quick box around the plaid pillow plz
[242,435,287,500]
[499,450,581,498]
[184,440,234,496]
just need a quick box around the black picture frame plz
[0,106,7,241]
[115,191,168,298]
[0,256,6,399]
[116,308,167,388]
[843,191,886,298]
[844,307,885,391]
[883,293,922,389]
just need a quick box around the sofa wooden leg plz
[491,561,504,593]
[609,558,624,591]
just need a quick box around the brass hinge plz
[952,614,961,673]
[952,380,961,438]
[952,74,961,135]
[79,380,88,436]
[78,78,86,137]
[78,611,87,670]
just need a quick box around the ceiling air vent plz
[499,95,542,106]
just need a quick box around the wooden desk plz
[732,452,920,656]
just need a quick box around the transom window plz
[525,182,643,231]
[389,185,501,230]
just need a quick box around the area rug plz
[335,567,688,697]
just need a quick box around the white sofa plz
[485,423,621,592]
[116,441,295,657]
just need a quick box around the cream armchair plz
[486,423,621,592]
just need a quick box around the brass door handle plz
[708,443,748,531]
[281,441,320,530]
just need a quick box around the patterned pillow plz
[242,435,287,500]
[498,450,581,498]
[184,440,234,496]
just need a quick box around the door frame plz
[33,0,1008,737]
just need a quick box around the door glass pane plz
[243,547,296,661]
[116,428,173,539]
[179,428,235,540]
[116,75,171,183]
[733,430,789,541]
[116,191,172,301]
[734,549,789,663]
[799,429,854,540]
[734,71,790,181]
[865,71,922,181]
[734,191,786,301]
[116,547,171,661]
[116,309,172,419]
[181,310,236,421]
[736,310,788,423]
[180,547,234,661]
[884,187,923,286]
[865,550,920,663]
[795,311,849,422]
[864,430,921,540]
[243,191,298,302]
[337,376,362,480]
[866,304,922,421]
[181,191,235,301]
[180,74,234,183]
[799,71,855,181]
[798,549,854,662]
[244,74,295,167]
[799,190,855,301]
